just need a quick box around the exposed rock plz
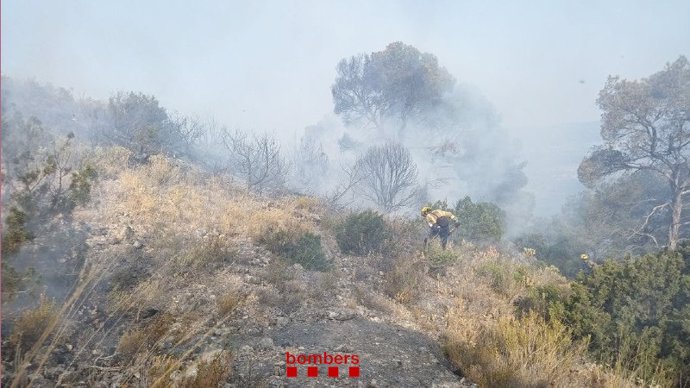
[257,337,274,350]
[117,225,134,242]
[275,317,289,328]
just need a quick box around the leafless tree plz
[353,142,419,211]
[326,163,364,208]
[292,135,329,193]
[221,129,288,194]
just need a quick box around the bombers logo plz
[285,351,360,378]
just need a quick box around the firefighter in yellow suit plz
[421,206,458,250]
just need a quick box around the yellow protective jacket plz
[425,209,457,228]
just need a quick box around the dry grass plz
[433,244,644,388]
[117,313,174,358]
[142,350,231,387]
[177,235,238,269]
[262,257,294,285]
[180,351,232,388]
[87,146,133,179]
[93,153,320,270]
[17,149,643,387]
[445,312,589,387]
[383,254,426,304]
[117,329,150,358]
[216,290,246,317]
[8,296,58,354]
[145,355,179,386]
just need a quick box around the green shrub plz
[263,229,330,271]
[68,164,98,206]
[477,261,514,295]
[1,262,22,297]
[425,197,505,244]
[1,206,34,256]
[559,247,690,386]
[454,196,505,243]
[426,242,458,271]
[514,284,568,323]
[513,232,587,278]
[335,210,391,256]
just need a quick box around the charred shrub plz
[335,210,391,256]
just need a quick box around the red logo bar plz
[286,366,297,378]
[286,366,361,378]
[285,351,361,378]
[307,366,318,377]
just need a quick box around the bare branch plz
[220,128,287,194]
[352,142,419,211]
[628,201,670,241]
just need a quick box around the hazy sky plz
[3,1,689,136]
[2,1,689,216]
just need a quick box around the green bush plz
[454,196,505,243]
[425,197,505,244]
[68,165,98,207]
[1,262,22,298]
[2,206,34,256]
[476,261,520,295]
[513,232,587,278]
[335,210,391,256]
[514,284,568,323]
[426,242,458,270]
[563,248,690,385]
[263,229,330,271]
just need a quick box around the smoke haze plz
[2,0,689,215]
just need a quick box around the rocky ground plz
[2,206,477,388]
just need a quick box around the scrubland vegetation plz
[2,46,689,387]
[3,142,689,387]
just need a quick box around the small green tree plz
[2,116,97,300]
[1,207,34,256]
[454,196,505,243]
[335,210,391,256]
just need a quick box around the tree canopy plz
[578,56,690,250]
[331,42,455,134]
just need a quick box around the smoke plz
[291,82,534,234]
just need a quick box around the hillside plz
[1,148,642,387]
